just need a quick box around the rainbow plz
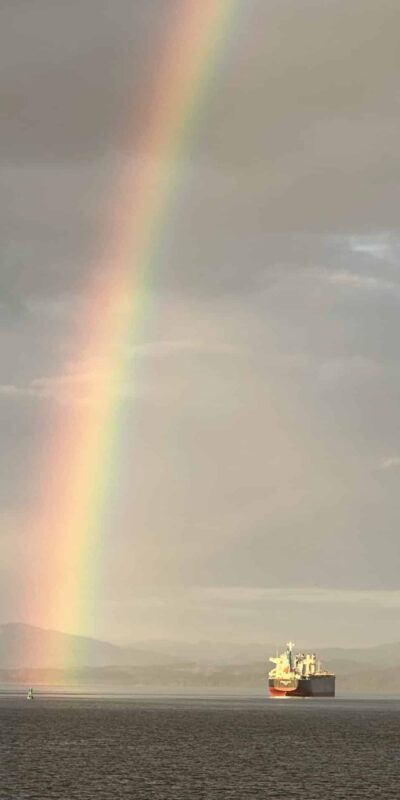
[26,0,239,661]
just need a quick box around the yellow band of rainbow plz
[27,0,239,663]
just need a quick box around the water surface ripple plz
[1,695,399,799]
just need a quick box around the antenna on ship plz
[286,641,295,672]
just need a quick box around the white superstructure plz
[269,641,319,679]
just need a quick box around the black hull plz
[269,675,335,697]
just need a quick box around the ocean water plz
[1,693,400,799]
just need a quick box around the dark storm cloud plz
[1,0,400,302]
[0,0,173,159]
[0,0,177,304]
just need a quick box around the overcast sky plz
[1,0,400,648]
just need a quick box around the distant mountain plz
[133,638,400,668]
[318,642,400,668]
[133,639,274,665]
[0,661,269,689]
[338,666,400,694]
[0,624,182,669]
[2,660,400,694]
[2,625,400,694]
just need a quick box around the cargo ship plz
[268,641,335,697]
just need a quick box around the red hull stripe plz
[269,687,295,697]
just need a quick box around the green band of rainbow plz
[28,0,239,663]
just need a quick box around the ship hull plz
[269,675,335,698]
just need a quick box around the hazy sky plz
[1,0,400,647]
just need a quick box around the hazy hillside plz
[1,625,400,694]
[2,660,400,694]
[337,666,400,694]
[0,624,181,669]
[133,640,274,665]
[0,662,267,689]
[133,638,400,669]
[318,642,400,668]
